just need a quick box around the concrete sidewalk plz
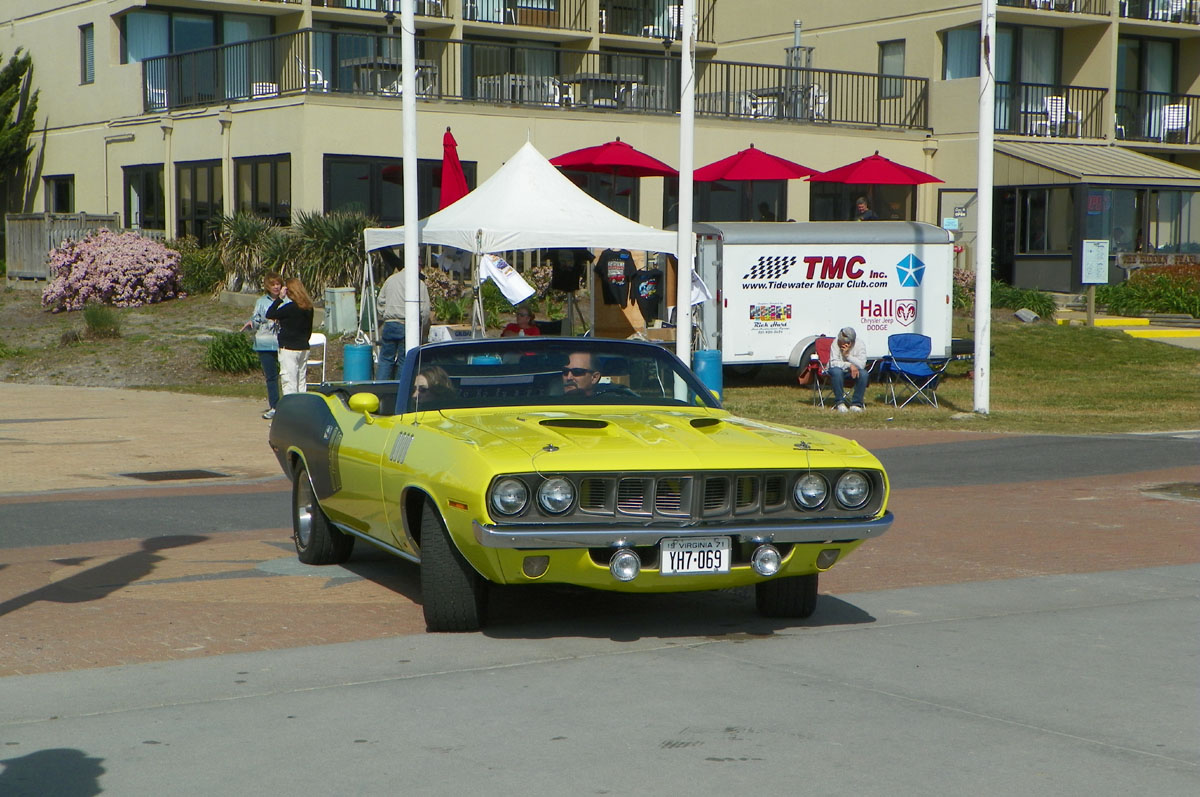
[0,384,282,496]
[1055,309,1200,350]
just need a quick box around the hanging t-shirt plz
[594,248,635,306]
[479,254,536,305]
[632,268,663,321]
[549,248,593,293]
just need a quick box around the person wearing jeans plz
[828,326,868,412]
[375,256,430,380]
[241,272,283,419]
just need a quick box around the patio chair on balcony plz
[1153,0,1187,20]
[643,4,683,39]
[295,56,328,91]
[1033,95,1081,137]
[1160,103,1190,142]
[807,84,829,121]
[251,81,279,98]
[740,90,778,119]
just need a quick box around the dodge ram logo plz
[896,300,917,326]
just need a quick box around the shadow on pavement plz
[0,535,207,618]
[0,748,106,797]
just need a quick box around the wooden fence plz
[4,213,122,281]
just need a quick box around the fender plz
[788,334,821,368]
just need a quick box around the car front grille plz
[490,469,885,525]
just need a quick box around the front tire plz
[755,573,818,618]
[292,465,354,565]
[420,501,488,632]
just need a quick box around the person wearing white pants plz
[266,277,315,399]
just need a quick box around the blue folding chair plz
[879,333,950,408]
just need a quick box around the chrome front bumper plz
[473,511,893,549]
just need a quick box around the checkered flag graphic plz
[742,255,797,280]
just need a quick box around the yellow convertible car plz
[268,337,892,631]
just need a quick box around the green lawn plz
[721,320,1200,434]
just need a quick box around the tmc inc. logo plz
[896,254,925,287]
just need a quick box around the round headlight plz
[835,471,871,509]
[794,473,828,509]
[491,478,529,516]
[537,477,575,514]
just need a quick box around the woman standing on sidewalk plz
[266,277,314,399]
[240,272,283,419]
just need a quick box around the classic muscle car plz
[268,336,892,631]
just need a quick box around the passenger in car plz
[413,365,455,409]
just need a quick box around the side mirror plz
[348,392,380,424]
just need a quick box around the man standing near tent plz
[376,254,430,380]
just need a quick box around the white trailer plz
[694,221,954,368]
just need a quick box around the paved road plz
[1,566,1196,795]
[1,429,1197,794]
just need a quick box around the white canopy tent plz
[360,140,680,343]
[363,141,679,255]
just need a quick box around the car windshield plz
[401,338,720,414]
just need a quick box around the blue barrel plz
[692,349,723,400]
[343,343,373,382]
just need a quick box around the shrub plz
[292,209,372,293]
[952,267,975,310]
[990,280,1058,318]
[204,331,258,373]
[83,302,121,338]
[41,229,183,312]
[1096,265,1200,318]
[172,237,226,296]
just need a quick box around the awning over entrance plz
[994,141,1200,187]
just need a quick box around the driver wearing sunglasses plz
[561,352,602,397]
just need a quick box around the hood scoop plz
[539,418,610,429]
[690,418,722,429]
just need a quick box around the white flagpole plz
[674,0,696,367]
[974,0,995,414]
[400,3,421,355]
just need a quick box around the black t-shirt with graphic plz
[594,248,635,306]
[632,268,663,321]
[549,248,593,293]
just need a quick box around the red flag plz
[439,127,469,210]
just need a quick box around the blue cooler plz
[692,349,723,400]
[343,343,373,381]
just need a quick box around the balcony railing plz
[995,82,1107,138]
[142,30,929,130]
[1117,89,1200,143]
[998,0,1110,13]
[460,0,589,30]
[600,1,717,43]
[312,1,450,18]
[1121,0,1200,23]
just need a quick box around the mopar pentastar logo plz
[896,254,925,287]
[742,255,798,280]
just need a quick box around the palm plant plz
[292,209,373,293]
[217,213,275,291]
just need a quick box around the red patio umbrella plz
[694,144,819,182]
[808,150,942,185]
[439,126,470,210]
[549,137,678,178]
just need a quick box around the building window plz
[324,156,476,226]
[1018,187,1073,254]
[123,165,165,230]
[662,180,786,225]
[879,40,905,99]
[943,27,979,80]
[177,160,223,243]
[80,24,94,84]
[235,155,291,225]
[45,176,75,213]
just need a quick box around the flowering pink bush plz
[42,229,184,312]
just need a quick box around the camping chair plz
[878,333,951,409]
[306,332,327,386]
[796,335,856,407]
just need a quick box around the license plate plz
[660,536,731,576]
